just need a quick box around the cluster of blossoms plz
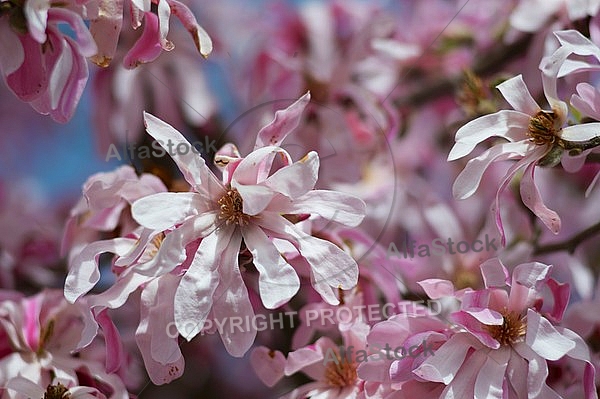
[4,0,600,398]
[0,0,211,122]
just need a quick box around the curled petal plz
[168,0,213,57]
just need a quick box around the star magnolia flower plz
[6,377,107,399]
[130,94,365,346]
[448,72,600,245]
[251,320,370,399]
[0,0,97,122]
[415,259,597,399]
[0,290,129,398]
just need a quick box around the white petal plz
[526,309,575,360]
[174,225,235,340]
[143,112,214,189]
[560,123,600,141]
[131,192,204,230]
[448,110,530,161]
[452,141,531,199]
[65,238,135,303]
[497,75,540,115]
[264,151,319,198]
[242,224,299,309]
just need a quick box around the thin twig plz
[534,221,600,255]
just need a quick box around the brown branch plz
[533,221,600,255]
[394,33,534,108]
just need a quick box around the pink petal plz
[570,82,600,120]
[24,0,49,43]
[234,184,276,215]
[417,279,455,299]
[6,34,47,101]
[254,92,311,149]
[285,344,325,375]
[232,146,291,186]
[135,213,218,277]
[156,0,172,50]
[5,376,45,398]
[525,309,575,361]
[258,213,358,295]
[86,269,149,309]
[123,12,163,68]
[211,233,257,357]
[250,347,286,387]
[265,151,319,198]
[89,0,124,67]
[95,309,124,374]
[480,258,509,288]
[545,279,570,323]
[242,224,299,308]
[48,8,97,57]
[168,0,213,57]
[561,122,600,141]
[474,348,510,399]
[136,278,185,385]
[413,333,475,384]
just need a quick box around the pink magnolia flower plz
[130,93,365,350]
[356,313,451,399]
[62,164,167,266]
[90,0,212,68]
[251,319,370,399]
[448,72,600,245]
[0,290,129,398]
[414,258,597,398]
[5,376,107,399]
[0,0,97,122]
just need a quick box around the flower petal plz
[526,309,575,361]
[269,190,366,227]
[64,238,135,303]
[560,123,600,141]
[174,225,235,340]
[452,141,531,199]
[242,224,299,308]
[254,92,311,149]
[519,163,560,234]
[497,75,540,115]
[131,192,204,231]
[143,112,218,191]
[264,151,319,198]
[448,110,530,161]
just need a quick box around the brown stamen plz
[218,188,250,226]
[324,352,357,388]
[485,308,527,346]
[527,110,560,146]
[43,383,70,399]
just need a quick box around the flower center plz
[43,383,70,399]
[485,309,527,346]
[527,110,560,146]
[146,232,165,258]
[324,353,358,388]
[218,188,250,226]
